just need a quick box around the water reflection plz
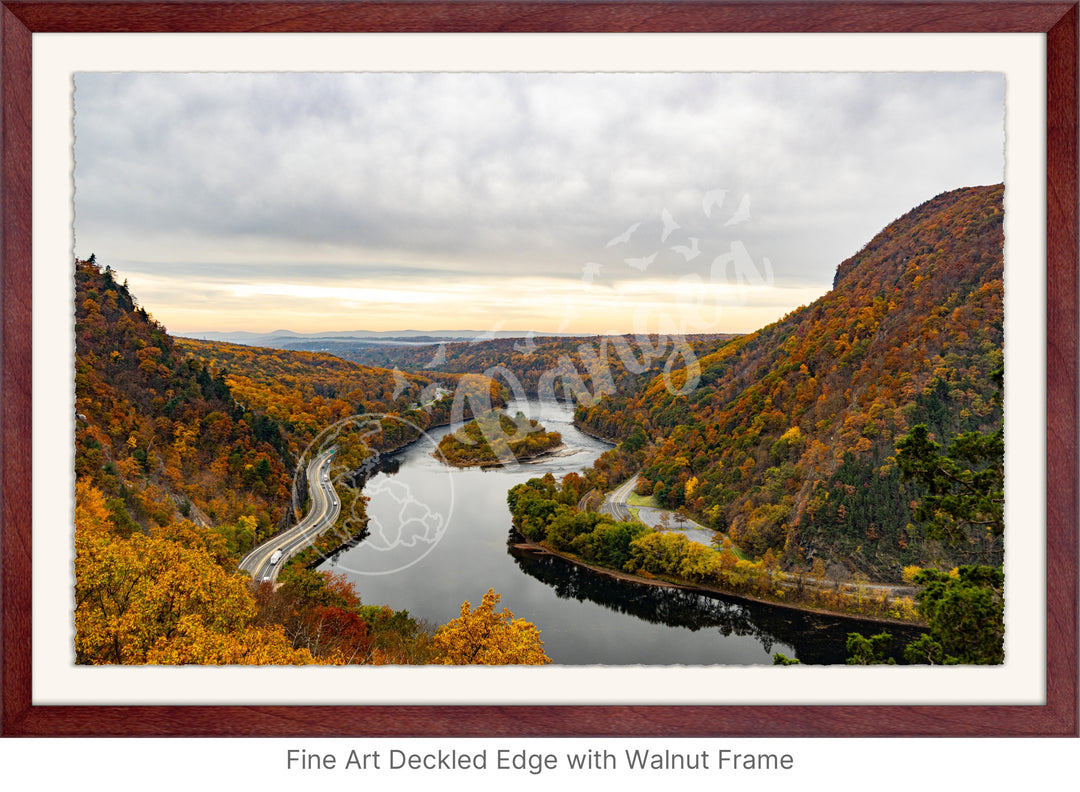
[321,398,926,665]
[508,543,926,665]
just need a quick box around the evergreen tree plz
[848,370,1004,665]
[902,566,1004,664]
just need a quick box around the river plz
[319,398,922,664]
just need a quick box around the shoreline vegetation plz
[72,257,555,665]
[507,476,924,626]
[279,423,453,576]
[272,398,511,576]
[283,406,563,574]
[507,534,923,627]
[570,419,621,446]
[435,409,563,468]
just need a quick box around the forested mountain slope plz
[175,337,500,464]
[75,259,483,549]
[576,185,1005,580]
[75,258,295,545]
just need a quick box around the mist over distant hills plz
[179,328,583,350]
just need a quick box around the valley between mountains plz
[73,184,1004,666]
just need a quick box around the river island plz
[435,409,563,467]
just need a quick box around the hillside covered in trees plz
[73,259,545,665]
[71,182,1005,663]
[575,185,1005,581]
[76,258,490,547]
[175,337,502,484]
[75,258,294,546]
[281,332,737,406]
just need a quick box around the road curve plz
[596,473,918,601]
[238,448,342,584]
[600,474,638,523]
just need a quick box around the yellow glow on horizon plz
[126,271,829,337]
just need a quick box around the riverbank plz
[507,534,925,628]
[572,419,621,446]
[318,396,881,664]
[286,400,563,572]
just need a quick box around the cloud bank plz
[74,72,1004,335]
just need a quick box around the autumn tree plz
[895,420,1003,546]
[436,409,561,467]
[74,258,293,536]
[845,631,897,665]
[891,368,1004,664]
[74,481,310,665]
[574,185,1004,576]
[430,589,551,665]
[847,367,1005,665]
[902,566,1004,664]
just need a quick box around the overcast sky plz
[73,72,1004,336]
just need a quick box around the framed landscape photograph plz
[1,1,1076,739]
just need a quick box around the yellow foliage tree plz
[431,589,551,665]
[74,482,310,665]
[144,618,312,665]
[901,564,923,584]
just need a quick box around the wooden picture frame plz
[2,1,1076,737]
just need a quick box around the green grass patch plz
[721,538,749,561]
[625,491,659,508]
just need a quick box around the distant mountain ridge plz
[180,328,583,348]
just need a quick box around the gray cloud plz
[74,71,1004,332]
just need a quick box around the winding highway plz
[600,474,639,523]
[239,448,341,584]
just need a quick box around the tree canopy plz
[431,589,551,665]
[895,369,1004,547]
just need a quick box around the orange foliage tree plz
[431,589,551,665]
